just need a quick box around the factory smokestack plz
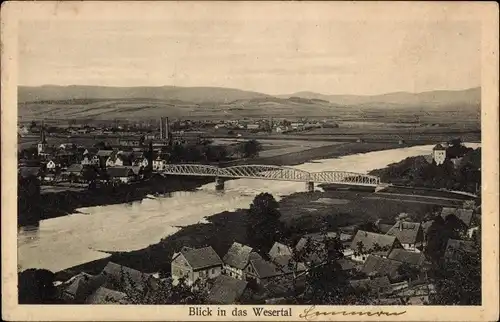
[164,117,170,142]
[159,117,164,139]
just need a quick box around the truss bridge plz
[156,164,382,191]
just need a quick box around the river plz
[17,143,480,272]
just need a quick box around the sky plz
[18,18,481,96]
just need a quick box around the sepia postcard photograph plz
[1,1,499,321]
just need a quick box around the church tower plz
[37,120,47,155]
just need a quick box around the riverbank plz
[27,141,419,224]
[55,184,473,280]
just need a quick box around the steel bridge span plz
[156,164,382,191]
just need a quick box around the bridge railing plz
[159,164,381,186]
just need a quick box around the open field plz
[278,190,466,228]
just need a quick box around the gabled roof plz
[433,144,446,151]
[386,222,423,244]
[441,207,474,227]
[181,246,223,270]
[85,287,128,304]
[296,231,350,252]
[268,242,293,260]
[249,258,283,279]
[351,230,399,256]
[271,255,306,274]
[444,239,477,260]
[83,148,99,155]
[66,164,84,173]
[96,150,114,157]
[100,262,151,291]
[107,167,135,178]
[207,275,248,304]
[62,272,106,303]
[223,242,254,270]
[337,258,357,271]
[349,276,391,292]
[361,255,403,280]
[388,249,426,266]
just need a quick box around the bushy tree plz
[18,269,59,304]
[430,248,481,305]
[240,140,262,158]
[246,193,284,250]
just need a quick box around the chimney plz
[40,120,46,143]
[164,117,170,142]
[399,221,403,231]
[159,117,164,140]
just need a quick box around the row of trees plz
[168,139,262,163]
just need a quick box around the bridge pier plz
[306,181,314,192]
[215,177,224,191]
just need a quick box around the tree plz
[239,140,262,158]
[430,248,481,305]
[246,193,283,250]
[124,275,208,305]
[301,235,368,304]
[18,269,60,304]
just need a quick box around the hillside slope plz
[279,87,481,109]
[18,85,271,104]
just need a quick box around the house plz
[106,151,120,168]
[96,150,115,167]
[361,255,404,281]
[441,207,474,228]
[99,262,157,294]
[432,144,447,165]
[61,272,106,304]
[443,239,477,262]
[59,143,77,150]
[337,258,358,274]
[107,151,133,167]
[152,157,166,171]
[84,287,128,304]
[63,164,85,181]
[296,231,352,265]
[387,249,426,267]
[132,155,149,168]
[106,167,136,184]
[349,276,391,295]
[82,148,99,166]
[206,275,248,304]
[268,242,293,260]
[171,246,223,286]
[349,230,403,262]
[222,242,261,280]
[386,221,424,252]
[46,160,57,171]
[245,258,286,285]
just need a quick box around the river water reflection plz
[17,143,480,272]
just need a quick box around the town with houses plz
[58,205,479,305]
[17,116,481,305]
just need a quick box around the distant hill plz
[279,87,481,109]
[17,85,481,120]
[18,85,271,104]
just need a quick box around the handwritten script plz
[299,306,407,321]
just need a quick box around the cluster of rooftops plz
[59,205,478,304]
